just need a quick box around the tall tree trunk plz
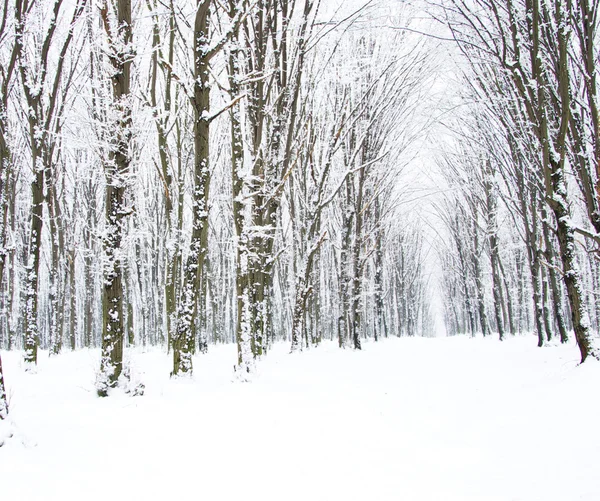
[68,247,76,350]
[456,223,475,336]
[485,165,505,340]
[349,165,366,350]
[48,178,65,355]
[0,77,10,416]
[526,189,547,347]
[541,268,553,342]
[339,179,354,347]
[228,4,254,372]
[172,0,212,376]
[97,0,133,395]
[472,211,488,337]
[16,0,46,366]
[535,0,597,361]
[551,187,597,361]
[147,0,178,351]
[22,147,43,366]
[16,0,87,365]
[374,199,387,340]
[497,256,515,336]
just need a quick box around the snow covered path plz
[1,336,599,501]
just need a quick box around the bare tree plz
[227,0,318,372]
[442,0,599,361]
[14,0,87,366]
[97,0,134,395]
[172,0,246,375]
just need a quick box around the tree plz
[227,0,318,372]
[15,0,87,366]
[143,0,180,352]
[171,0,247,376]
[442,0,599,361]
[97,0,134,395]
[0,0,17,417]
[170,0,214,375]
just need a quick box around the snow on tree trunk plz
[97,0,133,395]
[0,353,7,420]
[171,0,213,377]
[551,182,598,362]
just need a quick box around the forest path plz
[0,336,598,501]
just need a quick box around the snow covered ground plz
[1,336,599,501]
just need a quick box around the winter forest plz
[1,0,600,499]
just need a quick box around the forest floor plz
[0,335,599,501]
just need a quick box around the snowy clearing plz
[1,336,599,501]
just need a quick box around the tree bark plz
[97,0,133,395]
[0,353,7,420]
[172,0,212,376]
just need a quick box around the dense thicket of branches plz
[434,0,600,361]
[0,0,435,399]
[2,0,597,411]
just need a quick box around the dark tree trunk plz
[540,211,568,343]
[0,353,7,420]
[551,187,598,362]
[172,0,212,376]
[98,0,133,395]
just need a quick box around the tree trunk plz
[172,0,212,376]
[374,199,387,340]
[551,187,598,361]
[227,12,253,372]
[68,248,76,350]
[97,0,133,395]
[540,210,568,343]
[472,212,488,337]
[23,162,43,366]
[485,166,505,340]
[0,353,7,420]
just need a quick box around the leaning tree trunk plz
[536,1,597,362]
[551,182,597,362]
